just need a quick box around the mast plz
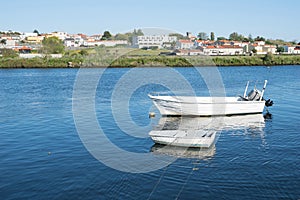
[243,81,250,98]
[259,80,268,101]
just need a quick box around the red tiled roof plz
[205,45,242,49]
[178,40,193,44]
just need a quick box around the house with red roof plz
[293,46,300,54]
[176,39,195,49]
[200,45,244,55]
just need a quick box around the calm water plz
[0,66,299,199]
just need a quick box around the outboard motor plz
[247,89,262,101]
[265,99,274,107]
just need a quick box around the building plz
[174,49,203,56]
[253,41,266,46]
[83,40,128,47]
[249,44,276,55]
[64,38,78,47]
[46,32,68,40]
[26,35,45,43]
[283,45,295,54]
[200,45,244,55]
[262,45,277,54]
[194,40,214,48]
[249,44,264,54]
[176,40,195,49]
[20,32,38,40]
[132,35,177,49]
[293,46,300,54]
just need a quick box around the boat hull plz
[149,95,265,116]
[149,130,216,148]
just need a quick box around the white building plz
[64,38,79,47]
[249,44,276,55]
[20,32,38,40]
[132,35,177,49]
[293,46,300,54]
[48,32,68,40]
[200,45,244,55]
[83,40,128,47]
[253,41,266,46]
[283,46,295,54]
[174,49,203,56]
[262,45,277,54]
[176,40,194,49]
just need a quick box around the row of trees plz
[195,31,268,42]
[177,31,298,46]
[100,29,144,42]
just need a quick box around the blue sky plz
[1,0,299,41]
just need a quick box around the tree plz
[101,31,112,40]
[133,29,144,36]
[248,34,254,42]
[42,36,65,54]
[128,29,144,44]
[265,40,274,45]
[263,52,274,65]
[217,37,227,41]
[0,39,6,47]
[242,38,250,42]
[114,33,129,41]
[229,32,244,41]
[210,32,215,41]
[198,32,208,40]
[169,33,187,40]
[79,49,89,56]
[276,46,285,54]
[255,36,266,41]
[33,29,40,36]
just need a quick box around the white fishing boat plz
[149,80,273,116]
[149,114,265,148]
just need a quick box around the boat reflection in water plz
[149,114,266,158]
[151,144,216,159]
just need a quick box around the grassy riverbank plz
[1,49,300,68]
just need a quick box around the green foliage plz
[217,37,227,41]
[0,56,83,68]
[210,32,215,41]
[251,48,257,53]
[263,52,274,65]
[101,31,112,40]
[265,40,274,45]
[1,49,18,58]
[198,32,208,40]
[248,34,254,42]
[229,32,245,41]
[33,29,40,35]
[114,33,129,41]
[169,33,187,40]
[276,46,285,53]
[133,29,144,36]
[0,39,6,45]
[42,37,65,54]
[79,49,89,56]
[255,36,266,41]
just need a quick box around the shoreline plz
[1,54,300,68]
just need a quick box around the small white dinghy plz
[149,80,273,116]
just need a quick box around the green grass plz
[1,47,300,68]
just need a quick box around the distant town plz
[1,29,300,58]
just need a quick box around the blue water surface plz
[0,66,299,199]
